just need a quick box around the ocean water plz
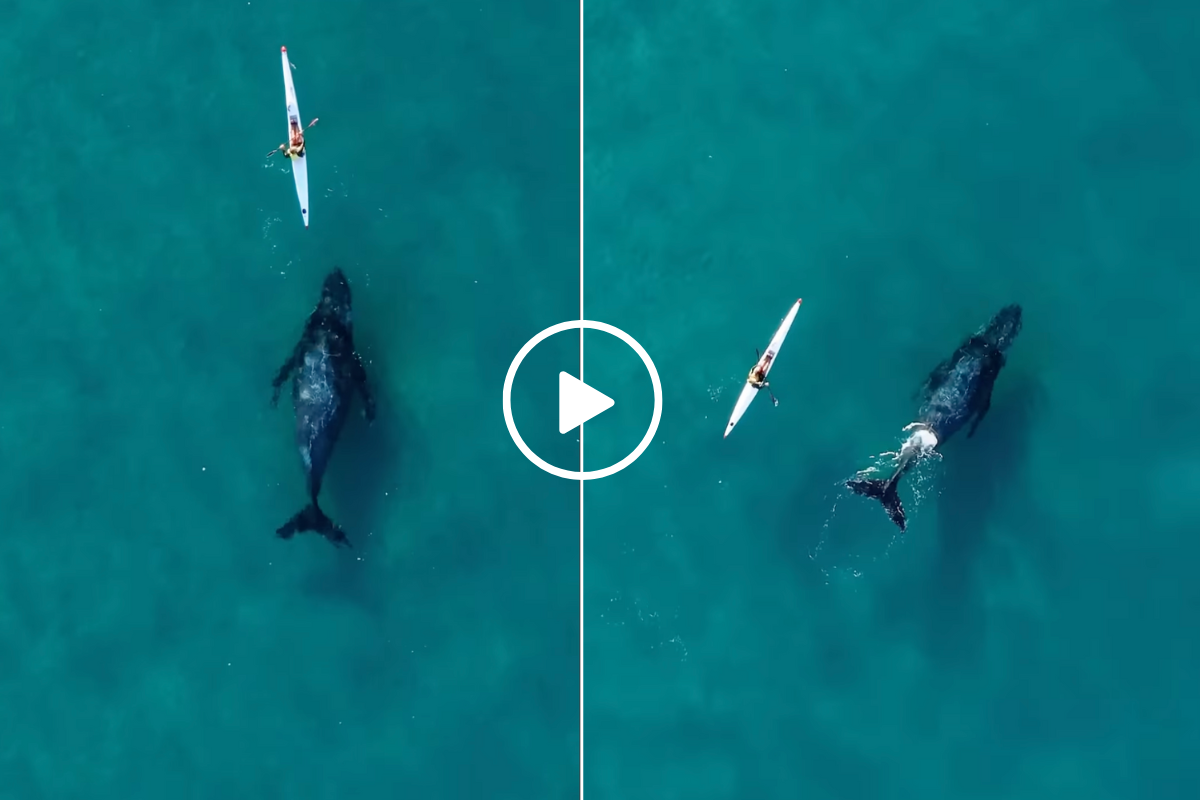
[584,0,1200,799]
[1,0,579,797]
[5,0,1200,797]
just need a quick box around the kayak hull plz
[723,298,803,438]
[281,47,309,228]
[291,153,309,229]
[725,383,760,436]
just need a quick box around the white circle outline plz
[502,320,663,480]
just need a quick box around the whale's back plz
[293,327,353,494]
[919,355,985,440]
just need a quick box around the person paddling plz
[267,117,319,159]
[748,349,779,406]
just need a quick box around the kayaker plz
[748,363,768,388]
[748,352,779,406]
[266,118,319,159]
[748,352,772,386]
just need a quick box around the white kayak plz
[280,46,309,228]
[724,298,803,438]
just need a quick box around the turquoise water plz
[1,0,579,796]
[5,0,1200,797]
[585,0,1200,798]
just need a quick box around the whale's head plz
[986,304,1022,353]
[318,267,354,329]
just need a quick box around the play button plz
[559,373,614,433]
[502,320,663,481]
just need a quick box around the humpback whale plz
[270,267,376,548]
[846,304,1023,531]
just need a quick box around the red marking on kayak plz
[281,46,287,52]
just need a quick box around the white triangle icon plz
[559,372,615,434]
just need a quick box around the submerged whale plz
[846,304,1023,531]
[270,267,376,548]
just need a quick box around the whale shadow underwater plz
[869,372,1043,668]
[301,374,434,614]
[921,373,1042,665]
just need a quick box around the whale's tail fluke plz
[846,476,907,532]
[276,502,352,548]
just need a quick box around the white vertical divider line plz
[578,0,586,795]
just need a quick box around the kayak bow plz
[724,298,803,438]
[280,46,309,228]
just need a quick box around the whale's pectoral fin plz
[270,340,307,406]
[352,351,376,423]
